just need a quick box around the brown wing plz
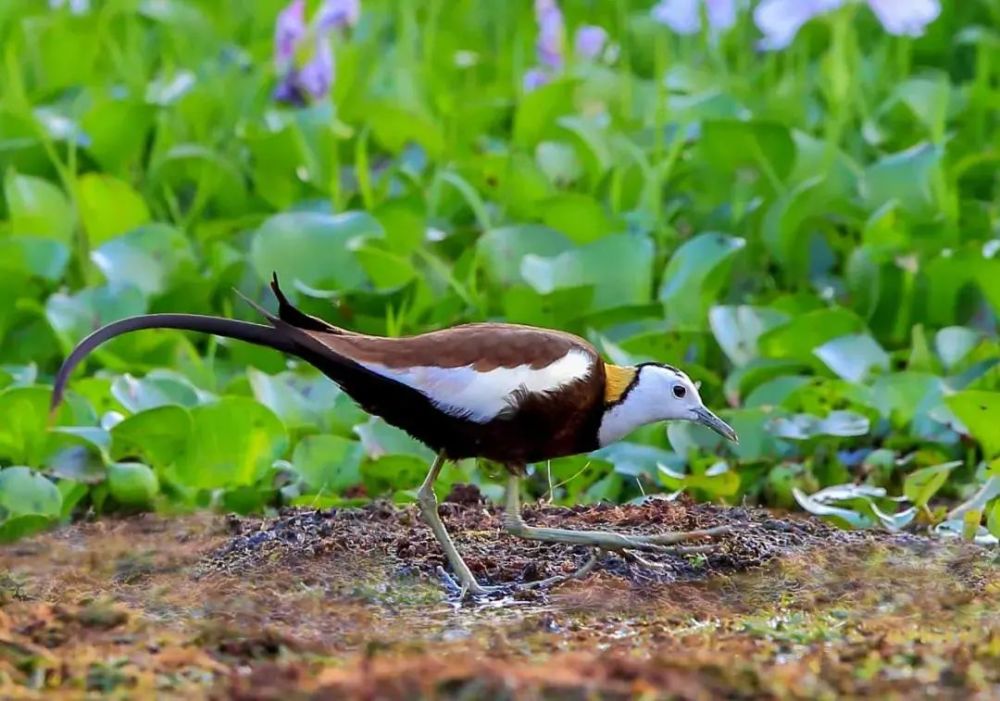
[305,322,600,371]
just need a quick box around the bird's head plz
[598,363,738,446]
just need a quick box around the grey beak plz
[693,406,739,443]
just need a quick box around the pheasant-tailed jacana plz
[51,274,738,595]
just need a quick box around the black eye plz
[672,385,686,399]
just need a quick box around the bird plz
[51,273,739,595]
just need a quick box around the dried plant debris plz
[1,498,996,700]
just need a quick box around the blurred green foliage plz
[0,0,998,544]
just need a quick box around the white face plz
[597,364,738,446]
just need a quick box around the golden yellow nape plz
[603,364,637,404]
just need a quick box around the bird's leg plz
[417,454,498,596]
[501,475,730,553]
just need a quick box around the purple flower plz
[535,0,565,70]
[574,25,608,60]
[867,0,940,36]
[754,0,941,50]
[315,0,360,31]
[651,0,737,35]
[298,36,335,100]
[522,68,551,92]
[274,0,307,72]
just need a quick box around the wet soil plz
[1,489,997,700]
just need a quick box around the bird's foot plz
[439,549,603,600]
[502,516,733,554]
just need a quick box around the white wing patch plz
[360,348,593,423]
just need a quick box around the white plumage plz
[360,348,594,423]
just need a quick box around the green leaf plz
[0,515,55,543]
[813,334,890,383]
[107,462,159,506]
[757,309,866,362]
[91,224,193,297]
[0,466,62,519]
[76,173,151,245]
[535,141,583,185]
[45,283,147,349]
[767,411,870,440]
[659,233,745,330]
[708,305,789,367]
[521,234,654,311]
[935,327,981,371]
[698,119,796,188]
[110,405,192,469]
[657,462,740,497]
[291,435,364,493]
[250,211,382,294]
[0,386,56,466]
[4,172,74,242]
[540,193,615,244]
[988,498,1000,540]
[0,238,70,282]
[111,371,205,413]
[862,142,941,218]
[945,391,1000,457]
[903,461,960,508]
[174,398,288,489]
[792,487,873,529]
[476,225,573,288]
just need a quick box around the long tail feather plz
[49,314,297,415]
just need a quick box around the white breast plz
[360,348,594,423]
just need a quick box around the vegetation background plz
[0,0,998,546]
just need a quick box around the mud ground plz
[1,487,998,700]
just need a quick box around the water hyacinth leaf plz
[698,119,796,188]
[894,73,950,139]
[935,327,981,370]
[250,211,382,293]
[247,368,343,432]
[0,386,59,466]
[945,391,1000,457]
[757,309,866,362]
[814,334,890,383]
[4,172,75,242]
[709,305,789,367]
[521,234,654,310]
[871,503,917,532]
[657,462,740,497]
[174,398,288,489]
[514,79,576,148]
[933,517,999,546]
[0,467,63,519]
[989,499,1000,539]
[110,405,192,469]
[354,417,435,461]
[111,372,205,413]
[291,434,364,493]
[45,283,147,349]
[541,193,616,244]
[592,442,680,479]
[903,461,960,508]
[792,487,872,529]
[0,238,71,282]
[92,224,194,297]
[76,173,151,245]
[768,411,870,440]
[659,233,745,330]
[107,462,159,506]
[760,177,825,279]
[535,141,583,185]
[362,454,430,495]
[476,225,573,288]
[862,142,941,218]
[947,476,1000,521]
[0,514,56,543]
